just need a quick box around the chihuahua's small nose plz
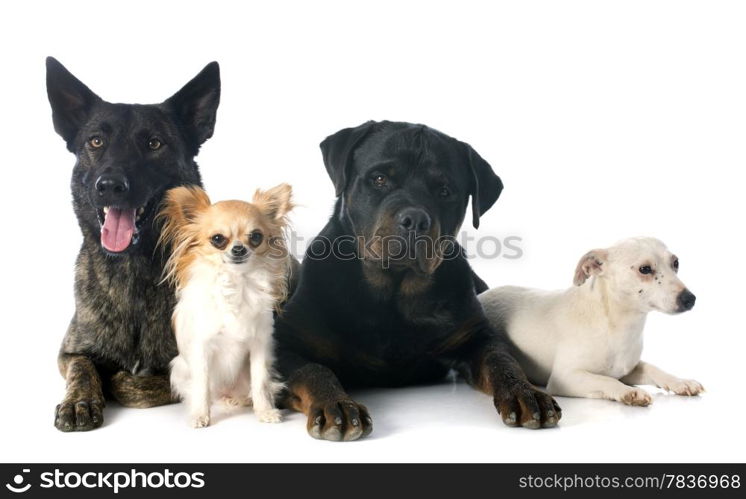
[676,289,696,312]
[231,244,248,258]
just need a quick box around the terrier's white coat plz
[479,238,703,405]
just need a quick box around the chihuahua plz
[159,184,293,427]
[479,237,703,406]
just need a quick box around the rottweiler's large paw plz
[55,398,104,432]
[494,384,561,429]
[307,399,372,441]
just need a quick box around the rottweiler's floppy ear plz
[254,183,294,222]
[465,144,503,229]
[46,57,102,151]
[573,249,608,286]
[165,62,221,147]
[320,121,376,196]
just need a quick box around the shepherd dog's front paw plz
[55,397,104,432]
[307,398,373,441]
[494,384,561,429]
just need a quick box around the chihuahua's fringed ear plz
[573,249,608,286]
[157,186,212,288]
[253,183,294,223]
[160,186,211,227]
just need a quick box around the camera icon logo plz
[5,469,31,494]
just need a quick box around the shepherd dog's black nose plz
[397,207,431,236]
[95,173,130,198]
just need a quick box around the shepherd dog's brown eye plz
[148,138,162,150]
[89,136,104,148]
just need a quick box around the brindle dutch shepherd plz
[46,57,220,431]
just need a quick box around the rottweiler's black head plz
[46,57,220,255]
[321,120,503,275]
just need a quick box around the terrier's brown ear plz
[573,249,608,286]
[254,183,293,222]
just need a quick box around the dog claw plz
[495,385,561,430]
[306,399,372,442]
[55,398,104,432]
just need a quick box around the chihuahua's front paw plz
[191,414,211,428]
[257,408,282,423]
[619,388,652,406]
[666,379,704,396]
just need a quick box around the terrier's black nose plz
[397,207,431,235]
[231,245,248,257]
[95,174,129,196]
[676,289,696,312]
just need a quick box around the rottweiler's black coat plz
[46,58,220,431]
[276,121,560,440]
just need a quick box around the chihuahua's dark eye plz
[89,136,104,149]
[673,259,679,272]
[210,234,227,249]
[248,231,264,247]
[148,138,162,150]
[439,186,451,198]
[372,174,388,188]
[639,265,653,275]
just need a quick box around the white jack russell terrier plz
[479,237,703,406]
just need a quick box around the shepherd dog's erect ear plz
[164,62,221,148]
[464,143,503,229]
[46,57,102,151]
[320,121,377,197]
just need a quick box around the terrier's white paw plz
[191,414,211,428]
[257,408,283,423]
[619,388,652,406]
[666,379,704,396]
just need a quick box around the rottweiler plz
[46,58,220,431]
[276,120,561,441]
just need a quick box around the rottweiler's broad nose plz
[676,289,696,312]
[397,208,431,235]
[231,244,248,258]
[95,174,130,198]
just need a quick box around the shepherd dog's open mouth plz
[95,197,158,253]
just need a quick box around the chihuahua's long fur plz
[159,184,293,427]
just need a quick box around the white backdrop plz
[0,0,744,463]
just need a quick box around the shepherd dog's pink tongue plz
[101,208,136,253]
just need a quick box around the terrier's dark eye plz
[639,265,653,275]
[439,186,451,198]
[249,231,264,247]
[210,234,227,249]
[89,136,104,148]
[372,174,388,188]
[673,259,679,272]
[148,138,162,150]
